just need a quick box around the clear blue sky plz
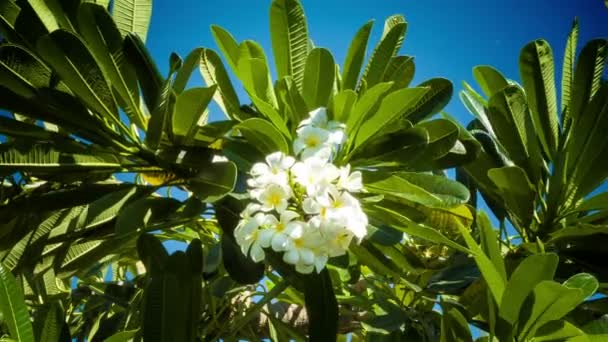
[145,0,608,125]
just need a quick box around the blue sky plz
[145,0,607,125]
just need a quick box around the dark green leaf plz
[187,161,237,202]
[0,263,35,342]
[304,269,338,342]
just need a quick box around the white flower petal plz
[283,249,300,265]
[271,233,289,252]
[299,249,315,265]
[258,229,274,248]
[249,243,265,262]
[314,254,329,273]
[295,263,314,274]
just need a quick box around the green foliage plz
[0,0,604,341]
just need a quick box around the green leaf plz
[477,211,507,283]
[354,87,428,149]
[145,80,175,150]
[519,39,559,157]
[301,48,335,109]
[236,41,277,107]
[270,0,309,89]
[210,25,240,73]
[440,305,473,342]
[199,48,243,120]
[457,223,506,305]
[561,18,578,119]
[383,55,415,90]
[215,196,265,284]
[36,303,70,342]
[533,320,586,342]
[0,143,121,175]
[487,85,543,184]
[172,86,216,144]
[235,118,289,155]
[77,3,145,129]
[276,76,309,130]
[137,234,168,276]
[112,0,152,42]
[0,263,35,342]
[563,273,598,300]
[360,16,407,89]
[342,20,373,90]
[36,30,120,124]
[174,48,202,94]
[568,39,608,128]
[103,330,138,342]
[329,89,357,124]
[517,281,586,340]
[123,32,163,112]
[487,166,536,227]
[403,78,453,123]
[304,269,338,342]
[499,253,559,330]
[473,65,509,98]
[0,44,51,98]
[187,161,237,202]
[345,81,393,142]
[115,197,181,236]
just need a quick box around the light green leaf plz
[457,222,506,304]
[499,253,559,330]
[517,281,585,340]
[235,118,289,155]
[568,39,607,127]
[329,89,357,124]
[360,16,407,89]
[270,0,309,89]
[0,263,35,342]
[473,65,509,98]
[383,55,415,90]
[172,86,216,145]
[533,320,587,342]
[301,48,335,109]
[112,0,152,42]
[440,305,473,342]
[345,81,393,141]
[519,39,559,157]
[354,87,428,149]
[477,211,507,283]
[487,166,536,227]
[561,18,578,118]
[563,273,598,300]
[342,20,373,90]
[174,48,202,94]
[210,25,240,73]
[199,48,243,120]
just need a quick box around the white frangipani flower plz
[248,151,295,188]
[299,107,346,145]
[235,107,368,274]
[337,165,363,192]
[258,184,292,212]
[258,210,303,252]
[293,125,332,160]
[291,157,339,197]
[234,213,266,262]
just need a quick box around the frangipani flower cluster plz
[234,108,368,274]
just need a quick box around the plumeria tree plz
[0,0,605,341]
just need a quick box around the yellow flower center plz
[294,238,304,248]
[305,135,320,147]
[269,192,282,205]
[276,222,285,232]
